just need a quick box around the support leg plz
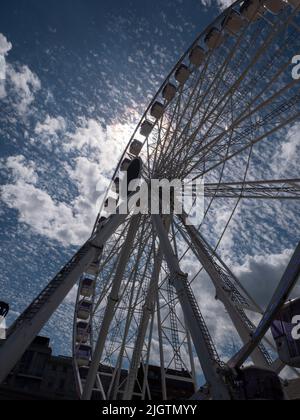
[152,215,230,400]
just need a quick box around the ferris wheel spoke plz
[186,8,300,150]
[123,245,164,400]
[189,21,267,131]
[156,9,269,170]
[179,77,298,178]
[82,215,142,400]
[159,139,250,301]
[93,217,152,315]
[189,103,300,181]
[106,229,158,398]
[184,76,299,176]
[96,219,154,361]
[204,179,300,200]
[197,26,299,134]
[156,13,300,177]
[154,88,188,174]
[157,62,217,168]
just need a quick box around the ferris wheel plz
[0,0,300,401]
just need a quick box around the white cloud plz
[200,0,234,10]
[277,123,300,165]
[65,118,133,170]
[6,155,38,184]
[33,116,67,151]
[35,115,66,136]
[7,64,41,114]
[178,237,300,366]
[216,0,235,9]
[1,119,135,246]
[0,33,41,112]
[1,181,82,246]
[66,156,110,229]
[235,249,300,308]
[0,33,12,55]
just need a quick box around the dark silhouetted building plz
[0,336,195,400]
[0,336,77,400]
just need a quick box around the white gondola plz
[86,263,99,276]
[120,158,131,171]
[77,300,92,321]
[222,10,246,34]
[0,302,9,340]
[162,83,177,102]
[129,140,143,156]
[189,46,206,67]
[264,0,287,13]
[150,101,164,120]
[140,120,154,137]
[76,345,91,367]
[240,0,263,20]
[175,64,190,85]
[113,177,120,194]
[80,278,94,298]
[76,322,91,344]
[204,28,225,50]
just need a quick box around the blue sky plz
[0,0,299,367]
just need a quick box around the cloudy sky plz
[0,0,299,368]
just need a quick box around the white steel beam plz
[152,215,231,400]
[204,179,300,200]
[229,241,300,369]
[179,219,272,368]
[82,216,140,400]
[0,212,128,384]
[123,249,164,400]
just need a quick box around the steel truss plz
[204,179,300,200]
